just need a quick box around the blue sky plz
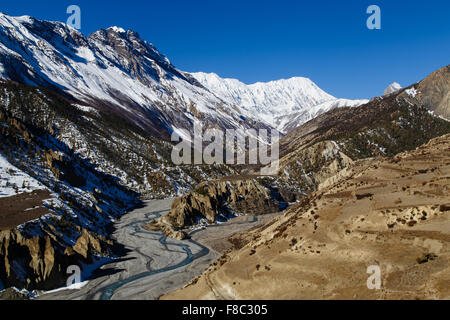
[1,0,449,99]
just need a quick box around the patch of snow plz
[405,87,417,98]
[43,281,89,294]
[108,26,126,33]
[427,109,449,122]
[0,154,48,198]
[73,104,98,114]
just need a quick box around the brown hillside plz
[163,134,450,300]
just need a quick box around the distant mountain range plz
[0,13,367,138]
[0,12,448,293]
[192,72,368,133]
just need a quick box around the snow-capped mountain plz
[383,82,402,96]
[192,72,368,133]
[0,13,367,137]
[0,13,271,141]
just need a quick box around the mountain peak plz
[252,76,313,85]
[383,82,402,96]
[191,72,367,132]
[107,26,127,33]
[0,12,32,21]
[415,64,450,120]
[0,12,368,139]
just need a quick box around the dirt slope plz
[163,134,450,300]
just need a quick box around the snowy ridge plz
[108,26,126,33]
[383,82,402,96]
[192,72,368,132]
[0,13,368,136]
[0,13,249,136]
[274,98,369,133]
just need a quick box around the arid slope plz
[163,134,450,300]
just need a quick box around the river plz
[37,199,279,300]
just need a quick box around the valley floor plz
[36,199,279,300]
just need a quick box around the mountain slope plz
[192,72,368,133]
[0,12,369,140]
[0,13,271,141]
[278,65,450,159]
[156,66,450,239]
[415,65,450,120]
[162,66,450,300]
[0,92,141,290]
[276,75,450,193]
[164,133,450,300]
[274,98,367,134]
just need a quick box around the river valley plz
[37,199,279,300]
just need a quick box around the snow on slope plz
[274,98,369,133]
[192,72,368,133]
[0,13,249,136]
[0,14,175,108]
[0,154,47,198]
[0,13,368,136]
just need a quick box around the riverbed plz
[37,199,279,300]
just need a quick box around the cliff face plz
[147,178,291,238]
[0,228,110,290]
[278,140,354,193]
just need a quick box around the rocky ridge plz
[147,177,295,239]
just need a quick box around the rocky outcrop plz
[0,227,111,290]
[278,140,354,193]
[147,178,286,237]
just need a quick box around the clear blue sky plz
[1,0,449,99]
